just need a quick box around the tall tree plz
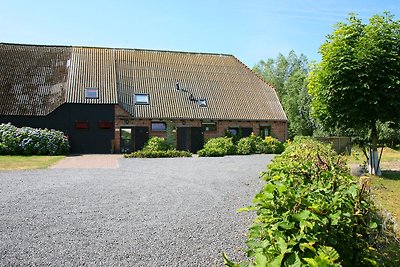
[253,51,314,138]
[308,12,400,175]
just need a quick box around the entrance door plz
[177,127,204,153]
[120,127,132,153]
[120,126,149,153]
[134,127,149,151]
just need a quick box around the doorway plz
[120,126,149,153]
[177,127,204,153]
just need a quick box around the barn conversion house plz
[0,43,287,154]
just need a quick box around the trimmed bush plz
[224,137,381,266]
[143,136,171,151]
[0,123,69,155]
[124,136,192,158]
[125,149,191,158]
[236,137,252,155]
[197,137,236,157]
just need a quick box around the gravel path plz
[0,154,274,267]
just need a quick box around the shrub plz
[225,138,380,266]
[143,136,171,151]
[124,136,192,158]
[124,149,191,158]
[198,137,236,157]
[0,123,69,155]
[236,137,252,155]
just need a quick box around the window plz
[151,122,167,131]
[198,98,207,107]
[135,94,150,105]
[260,126,271,138]
[202,122,216,132]
[85,88,99,99]
[75,121,89,129]
[228,127,239,136]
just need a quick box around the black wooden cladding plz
[0,104,115,154]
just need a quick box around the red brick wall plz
[114,105,287,152]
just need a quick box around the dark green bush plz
[225,138,380,266]
[198,137,236,157]
[0,123,69,155]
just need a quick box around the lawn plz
[349,147,400,237]
[0,155,65,170]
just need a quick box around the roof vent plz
[176,83,180,91]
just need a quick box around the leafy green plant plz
[124,149,191,158]
[124,136,191,158]
[198,137,236,157]
[143,136,171,151]
[0,123,69,155]
[225,137,381,266]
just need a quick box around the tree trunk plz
[369,123,381,176]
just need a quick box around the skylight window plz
[85,88,99,99]
[198,98,207,107]
[135,94,150,105]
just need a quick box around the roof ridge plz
[0,42,233,57]
[0,42,71,48]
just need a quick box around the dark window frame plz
[202,122,216,132]
[151,122,167,131]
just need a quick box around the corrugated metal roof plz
[66,47,118,104]
[115,49,287,121]
[0,43,287,121]
[0,43,71,115]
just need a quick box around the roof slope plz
[0,43,287,121]
[0,43,71,115]
[115,48,287,121]
[66,47,118,104]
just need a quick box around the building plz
[0,43,287,154]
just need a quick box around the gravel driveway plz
[0,154,274,267]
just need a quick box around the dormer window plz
[135,93,150,105]
[85,88,99,99]
[198,98,207,107]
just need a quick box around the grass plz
[348,147,400,234]
[0,155,65,170]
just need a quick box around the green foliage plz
[253,51,315,138]
[199,135,284,157]
[0,123,69,155]
[143,136,171,151]
[198,137,236,157]
[124,136,191,158]
[226,138,381,266]
[308,12,400,147]
[237,135,282,155]
[124,149,191,158]
[165,121,176,148]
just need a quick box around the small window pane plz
[85,88,99,99]
[202,122,216,132]
[135,94,150,104]
[151,122,166,131]
[198,98,207,107]
[228,127,239,136]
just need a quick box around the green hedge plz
[224,138,381,266]
[0,123,69,155]
[199,135,284,157]
[198,137,236,157]
[124,137,192,158]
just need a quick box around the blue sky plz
[1,0,399,67]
